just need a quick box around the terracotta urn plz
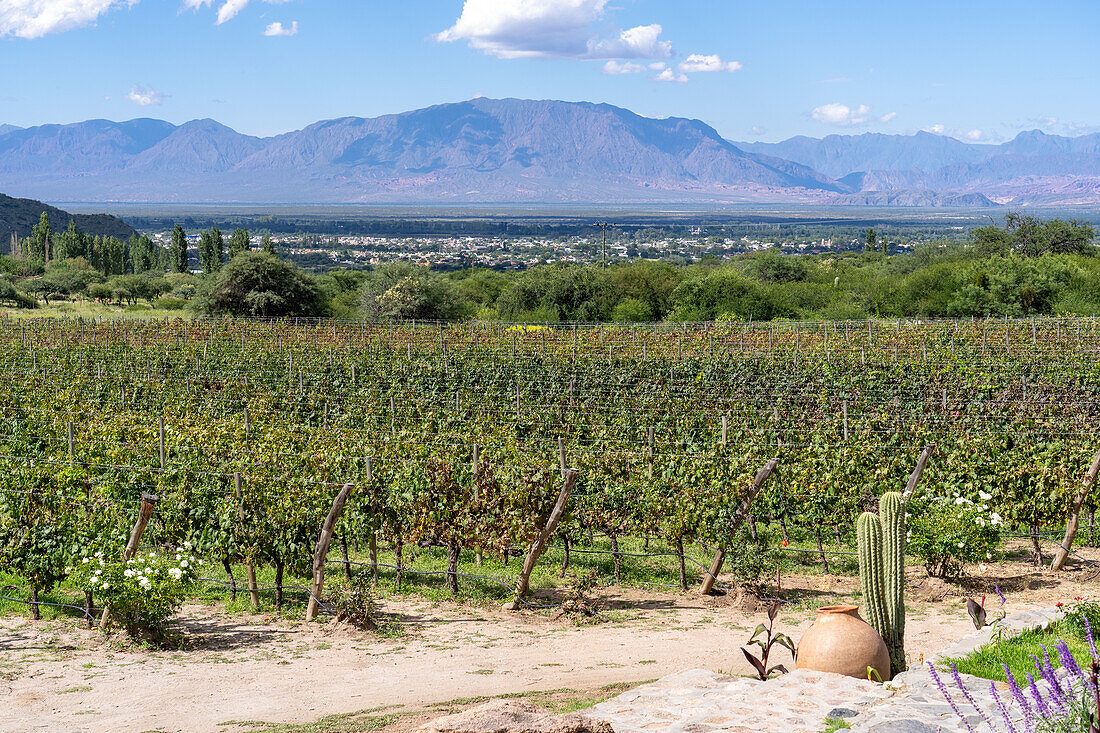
[795,605,891,681]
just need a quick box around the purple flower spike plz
[1084,616,1099,662]
[989,682,1017,733]
[951,663,996,730]
[1027,673,1052,719]
[1002,664,1033,724]
[929,662,976,733]
[1057,640,1085,682]
[995,582,1006,607]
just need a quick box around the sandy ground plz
[2,556,1095,733]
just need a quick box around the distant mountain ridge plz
[0,99,1096,206]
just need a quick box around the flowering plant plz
[907,491,1003,578]
[68,543,202,637]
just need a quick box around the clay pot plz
[795,605,891,681]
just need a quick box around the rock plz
[420,699,614,733]
[865,720,939,732]
[827,707,859,719]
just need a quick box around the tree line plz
[1,212,1096,321]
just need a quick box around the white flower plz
[124,569,135,577]
[979,491,992,501]
[183,541,192,550]
[957,542,965,548]
[82,557,90,564]
[180,560,188,569]
[986,553,992,560]
[975,517,985,527]
[101,583,109,590]
[168,568,183,580]
[94,551,103,558]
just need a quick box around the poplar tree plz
[170,224,188,273]
[228,227,251,259]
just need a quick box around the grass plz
[0,300,190,320]
[942,619,1094,683]
[822,716,852,731]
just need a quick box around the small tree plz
[198,227,224,274]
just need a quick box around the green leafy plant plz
[740,601,795,680]
[69,545,201,639]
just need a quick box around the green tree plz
[864,228,877,253]
[56,220,88,261]
[169,225,189,274]
[228,227,251,259]
[29,212,50,263]
[198,227,225,274]
[260,234,276,256]
[196,251,328,317]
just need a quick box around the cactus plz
[879,491,906,675]
[855,494,908,677]
[856,511,888,648]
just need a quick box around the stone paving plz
[589,608,1066,733]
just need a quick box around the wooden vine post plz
[1052,448,1100,571]
[99,492,158,630]
[508,467,578,609]
[305,482,355,621]
[699,458,779,595]
[901,445,935,500]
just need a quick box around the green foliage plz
[69,547,201,637]
[198,227,225,274]
[326,571,381,629]
[228,228,251,259]
[196,251,328,317]
[170,224,189,274]
[906,492,1002,578]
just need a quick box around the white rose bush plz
[69,543,202,638]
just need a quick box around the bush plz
[907,493,1002,578]
[155,296,188,311]
[326,571,380,629]
[69,545,201,638]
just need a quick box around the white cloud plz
[677,53,741,73]
[602,60,643,75]
[749,125,765,136]
[588,23,671,59]
[182,0,292,26]
[965,129,983,141]
[435,0,672,60]
[655,67,687,84]
[263,19,296,36]
[879,111,897,123]
[924,123,946,134]
[648,61,666,70]
[0,0,138,39]
[812,102,873,126]
[126,84,163,106]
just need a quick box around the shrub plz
[906,493,1002,578]
[69,545,201,638]
[326,571,381,630]
[155,296,188,311]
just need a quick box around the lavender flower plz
[989,682,1018,733]
[1027,672,1052,719]
[1031,650,1067,711]
[929,662,976,733]
[1056,640,1086,684]
[1084,616,1098,662]
[1002,664,1034,725]
[951,662,996,730]
[995,582,1006,607]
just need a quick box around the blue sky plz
[1,0,1097,142]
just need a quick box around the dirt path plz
[1,562,1090,733]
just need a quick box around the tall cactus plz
[879,492,906,675]
[856,495,908,677]
[856,512,888,651]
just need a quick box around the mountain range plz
[0,98,1097,207]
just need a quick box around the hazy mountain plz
[0,192,137,245]
[0,99,842,204]
[0,124,22,136]
[0,99,1094,206]
[737,131,995,178]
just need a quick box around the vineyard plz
[2,315,1100,628]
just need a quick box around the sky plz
[0,0,1097,143]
